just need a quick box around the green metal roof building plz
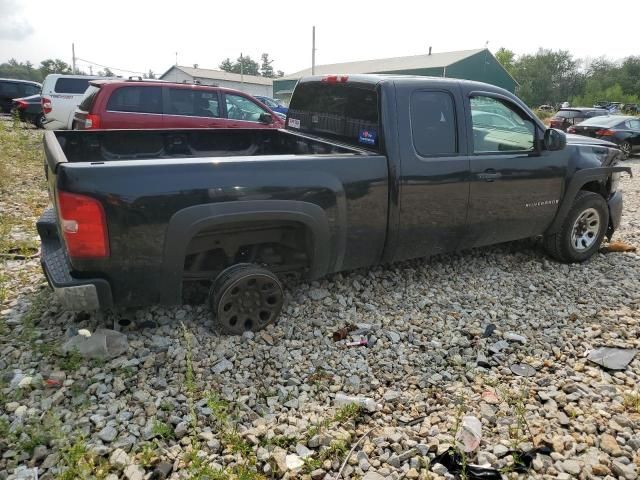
[273,48,518,104]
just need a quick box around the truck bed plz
[46,128,364,167]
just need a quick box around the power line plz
[75,57,146,75]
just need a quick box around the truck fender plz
[546,166,632,234]
[160,200,331,303]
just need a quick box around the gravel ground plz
[1,119,639,480]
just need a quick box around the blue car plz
[255,96,288,115]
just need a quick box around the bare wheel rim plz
[217,273,283,333]
[621,142,631,156]
[570,207,600,252]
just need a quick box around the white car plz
[41,74,109,129]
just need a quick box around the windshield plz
[287,81,380,150]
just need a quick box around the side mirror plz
[259,113,273,124]
[544,128,567,151]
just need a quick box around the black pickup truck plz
[38,74,631,334]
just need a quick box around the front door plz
[461,92,567,249]
[393,83,470,261]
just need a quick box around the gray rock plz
[174,421,188,439]
[98,425,118,443]
[308,433,332,448]
[295,444,313,459]
[212,358,233,374]
[363,473,387,480]
[432,463,449,475]
[109,448,130,469]
[503,332,527,343]
[123,464,145,480]
[308,288,329,301]
[562,459,581,475]
[612,461,638,480]
[385,331,401,343]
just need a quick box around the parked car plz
[549,108,608,131]
[12,94,44,128]
[594,101,623,113]
[623,103,638,114]
[538,104,554,112]
[38,74,629,334]
[0,78,41,113]
[73,79,285,130]
[41,74,109,130]
[568,115,640,159]
[254,95,288,115]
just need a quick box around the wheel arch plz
[159,200,331,304]
[546,166,630,235]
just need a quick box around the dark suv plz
[550,107,608,131]
[73,80,285,130]
[0,78,41,113]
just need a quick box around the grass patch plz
[623,392,640,413]
[57,438,112,480]
[152,420,175,440]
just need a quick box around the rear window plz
[579,116,628,128]
[287,81,380,150]
[555,110,577,118]
[78,86,100,112]
[106,86,162,114]
[0,81,20,97]
[54,77,92,94]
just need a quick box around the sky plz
[2,0,640,77]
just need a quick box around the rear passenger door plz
[163,88,225,128]
[461,91,566,248]
[394,84,470,261]
[103,86,163,128]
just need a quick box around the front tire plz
[209,264,284,335]
[543,191,608,263]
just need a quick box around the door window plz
[626,119,640,131]
[410,91,457,156]
[225,94,268,122]
[166,88,220,117]
[470,96,535,153]
[107,86,162,114]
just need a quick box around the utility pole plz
[89,65,93,75]
[311,26,316,75]
[240,52,244,92]
[72,43,76,74]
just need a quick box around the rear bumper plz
[37,208,113,310]
[607,190,623,238]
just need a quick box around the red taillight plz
[56,191,109,258]
[84,114,101,129]
[321,75,349,84]
[567,126,576,133]
[42,97,52,114]
[15,100,28,110]
[595,129,614,136]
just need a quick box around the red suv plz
[73,79,284,130]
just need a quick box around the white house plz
[160,65,273,97]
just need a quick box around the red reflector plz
[42,97,52,114]
[321,75,349,84]
[595,129,614,136]
[56,191,109,258]
[16,100,28,110]
[85,114,101,129]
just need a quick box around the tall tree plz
[143,69,156,79]
[260,53,274,78]
[495,48,516,76]
[219,58,233,72]
[39,58,72,76]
